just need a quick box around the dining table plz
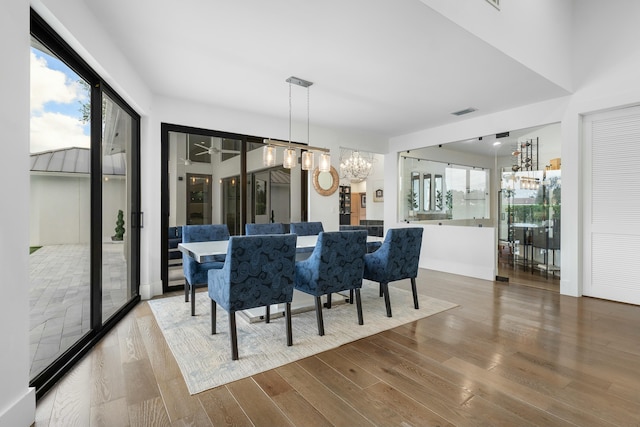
[178,233,384,322]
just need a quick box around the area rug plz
[148,282,458,395]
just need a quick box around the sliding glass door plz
[162,126,308,293]
[30,11,140,397]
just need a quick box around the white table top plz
[179,234,383,263]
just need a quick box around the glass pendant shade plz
[319,152,331,172]
[283,147,297,169]
[301,151,314,171]
[263,145,276,167]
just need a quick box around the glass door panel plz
[29,39,92,379]
[101,92,137,322]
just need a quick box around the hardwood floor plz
[35,270,640,426]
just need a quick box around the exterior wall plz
[29,174,126,246]
[0,0,36,425]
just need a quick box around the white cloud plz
[30,112,90,153]
[30,51,85,113]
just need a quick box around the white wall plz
[0,0,35,425]
[388,97,570,283]
[420,0,573,91]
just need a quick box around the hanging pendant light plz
[283,80,296,169]
[301,151,314,170]
[263,76,331,169]
[283,147,297,168]
[319,152,331,172]
[263,144,276,167]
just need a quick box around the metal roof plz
[30,147,126,175]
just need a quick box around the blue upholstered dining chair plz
[294,230,368,336]
[289,221,324,236]
[208,234,297,360]
[182,224,230,316]
[363,227,423,318]
[340,225,382,253]
[245,222,285,235]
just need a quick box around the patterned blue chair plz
[340,225,382,253]
[289,221,324,236]
[245,222,285,235]
[182,224,230,316]
[208,234,297,360]
[294,231,368,336]
[363,227,423,317]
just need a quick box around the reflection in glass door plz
[186,174,212,225]
[101,93,138,322]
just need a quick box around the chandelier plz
[340,149,373,182]
[263,76,330,172]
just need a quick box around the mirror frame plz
[312,166,339,196]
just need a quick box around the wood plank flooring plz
[35,270,640,426]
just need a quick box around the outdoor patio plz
[28,242,129,378]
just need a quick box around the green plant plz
[435,190,443,210]
[407,190,418,210]
[445,190,453,211]
[113,209,125,241]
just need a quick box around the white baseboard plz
[139,280,163,300]
[0,387,35,427]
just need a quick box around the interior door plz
[583,105,640,305]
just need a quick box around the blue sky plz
[30,46,91,153]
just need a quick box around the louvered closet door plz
[583,106,640,305]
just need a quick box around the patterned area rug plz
[148,282,458,395]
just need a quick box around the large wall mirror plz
[312,166,339,196]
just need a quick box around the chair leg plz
[191,284,196,316]
[265,305,271,323]
[411,277,419,309]
[325,293,332,309]
[184,280,189,302]
[285,302,292,347]
[314,296,325,336]
[211,299,217,334]
[229,311,238,360]
[379,283,383,297]
[381,282,392,317]
[349,289,354,304]
[355,288,363,325]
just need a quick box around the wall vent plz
[451,107,477,116]
[486,0,500,10]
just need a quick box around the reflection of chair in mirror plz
[208,234,297,360]
[182,224,230,316]
[245,222,285,235]
[294,231,368,336]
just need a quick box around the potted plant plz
[112,209,125,241]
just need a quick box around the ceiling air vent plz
[451,107,477,116]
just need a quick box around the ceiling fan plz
[194,142,239,156]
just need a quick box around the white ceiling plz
[84,0,569,138]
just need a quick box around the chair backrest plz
[305,230,368,293]
[245,222,285,235]
[368,228,423,282]
[182,224,230,281]
[290,221,324,236]
[182,224,230,243]
[223,234,298,310]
